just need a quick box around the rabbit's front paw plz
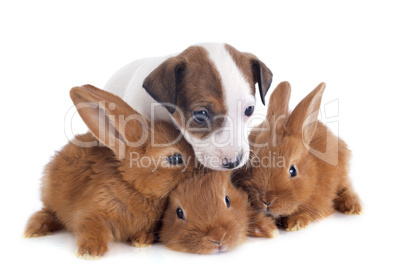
[24,209,63,238]
[281,215,311,232]
[76,241,107,260]
[130,232,154,248]
[335,190,363,215]
[249,214,279,238]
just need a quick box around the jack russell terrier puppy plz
[105,43,272,170]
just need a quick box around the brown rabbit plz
[233,81,362,232]
[24,85,195,259]
[160,170,278,254]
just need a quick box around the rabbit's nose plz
[222,152,243,169]
[208,227,226,245]
[263,199,276,210]
[209,239,226,253]
[209,231,226,250]
[209,239,222,246]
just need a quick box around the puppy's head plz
[143,43,272,170]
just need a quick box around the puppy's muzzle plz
[222,152,243,169]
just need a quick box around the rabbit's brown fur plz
[24,85,195,258]
[160,170,278,254]
[233,82,362,232]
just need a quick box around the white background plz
[1,0,401,266]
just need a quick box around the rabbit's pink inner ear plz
[70,87,127,159]
[285,83,326,144]
[89,106,127,145]
[82,104,127,158]
[300,108,320,145]
[263,81,291,141]
[266,81,291,121]
[70,85,151,156]
[78,85,149,149]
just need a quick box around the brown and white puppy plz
[105,43,272,170]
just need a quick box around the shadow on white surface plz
[16,211,383,267]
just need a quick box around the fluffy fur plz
[233,81,362,232]
[24,85,195,258]
[160,170,278,254]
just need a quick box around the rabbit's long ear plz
[250,82,291,147]
[70,84,149,159]
[286,82,326,145]
[266,81,291,124]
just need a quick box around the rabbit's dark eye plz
[167,153,184,165]
[244,106,254,116]
[176,207,185,220]
[193,110,209,124]
[289,165,297,178]
[225,196,231,208]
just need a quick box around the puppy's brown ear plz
[225,44,272,105]
[143,57,185,114]
[70,84,149,159]
[251,59,273,105]
[286,82,326,145]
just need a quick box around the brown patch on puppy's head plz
[225,44,273,105]
[143,46,227,139]
[143,43,273,171]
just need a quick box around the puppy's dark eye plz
[193,110,209,124]
[289,165,297,178]
[244,106,254,116]
[167,153,184,165]
[225,196,231,208]
[176,207,185,220]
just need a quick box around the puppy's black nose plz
[222,153,243,169]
